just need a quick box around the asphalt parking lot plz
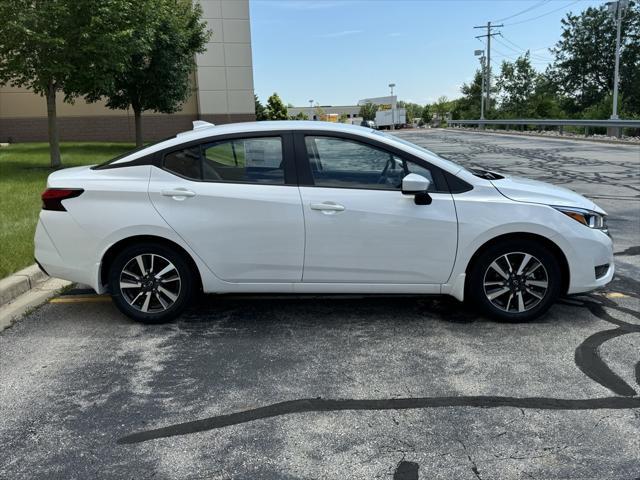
[1,130,638,479]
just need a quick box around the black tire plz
[466,239,562,322]
[108,242,194,323]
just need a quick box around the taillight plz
[41,188,84,211]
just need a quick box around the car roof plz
[110,120,464,175]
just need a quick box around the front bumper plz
[560,228,614,294]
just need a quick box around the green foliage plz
[495,53,538,117]
[291,111,309,120]
[90,0,210,146]
[433,96,450,122]
[421,105,432,124]
[266,93,288,120]
[314,104,326,120]
[0,0,137,97]
[397,101,423,123]
[447,2,639,122]
[548,1,639,115]
[0,142,133,278]
[0,0,141,165]
[338,113,349,123]
[358,103,378,121]
[453,70,483,119]
[255,95,268,120]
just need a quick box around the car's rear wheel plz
[108,243,194,323]
[467,239,561,322]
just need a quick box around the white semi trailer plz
[374,108,406,129]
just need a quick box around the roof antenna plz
[192,120,215,130]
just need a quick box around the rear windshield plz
[92,136,175,169]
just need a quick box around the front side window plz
[305,136,434,190]
[202,137,284,184]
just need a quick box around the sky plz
[250,0,603,107]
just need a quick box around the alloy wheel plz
[482,252,549,313]
[119,253,182,313]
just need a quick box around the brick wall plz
[0,113,256,143]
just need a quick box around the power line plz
[502,0,583,27]
[499,35,554,59]
[492,0,551,23]
[493,36,554,62]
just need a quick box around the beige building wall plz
[0,0,254,142]
[196,0,255,122]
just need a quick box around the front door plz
[149,133,305,283]
[297,134,458,284]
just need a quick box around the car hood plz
[489,174,605,214]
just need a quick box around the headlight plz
[553,206,608,233]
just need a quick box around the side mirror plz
[402,173,432,205]
[402,173,431,194]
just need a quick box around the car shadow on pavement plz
[118,290,640,445]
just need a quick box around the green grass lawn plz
[0,142,134,279]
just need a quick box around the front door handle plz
[310,202,345,212]
[161,188,196,199]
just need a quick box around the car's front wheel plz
[467,239,562,322]
[109,243,194,323]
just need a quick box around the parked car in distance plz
[36,121,613,323]
[360,120,376,129]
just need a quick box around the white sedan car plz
[35,121,613,323]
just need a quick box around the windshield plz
[374,130,470,174]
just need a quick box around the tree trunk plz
[46,81,62,168]
[134,107,143,148]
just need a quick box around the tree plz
[314,104,326,121]
[495,53,538,117]
[291,111,308,120]
[338,113,349,123]
[88,0,210,147]
[548,2,640,115]
[0,0,140,167]
[398,101,423,123]
[254,95,267,120]
[266,93,288,120]
[454,70,484,119]
[421,104,432,125]
[358,103,378,121]
[433,96,450,122]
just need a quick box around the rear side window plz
[164,147,201,179]
[202,137,284,184]
[162,137,285,185]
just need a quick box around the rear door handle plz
[310,202,345,212]
[161,188,196,199]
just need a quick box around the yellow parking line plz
[603,292,628,299]
[50,295,112,304]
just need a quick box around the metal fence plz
[446,118,640,135]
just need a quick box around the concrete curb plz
[0,277,72,332]
[0,264,48,305]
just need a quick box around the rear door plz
[295,132,458,284]
[149,132,305,283]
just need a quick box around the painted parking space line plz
[50,295,112,304]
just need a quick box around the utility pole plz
[474,21,502,114]
[607,0,628,120]
[474,50,486,121]
[389,83,396,130]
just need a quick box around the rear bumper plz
[34,217,101,291]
